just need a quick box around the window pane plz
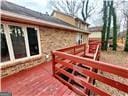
[0,24,10,62]
[9,25,27,59]
[27,27,39,56]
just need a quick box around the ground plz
[100,50,128,67]
[96,48,128,96]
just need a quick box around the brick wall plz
[1,26,88,78]
[1,56,43,78]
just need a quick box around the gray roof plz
[1,1,76,28]
[51,10,90,25]
[88,26,102,32]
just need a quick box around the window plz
[75,21,81,29]
[76,33,83,45]
[0,23,41,63]
[78,22,81,28]
[9,25,27,59]
[0,24,10,62]
[27,27,39,56]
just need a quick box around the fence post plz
[51,51,55,76]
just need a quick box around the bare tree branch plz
[81,0,96,22]
[50,0,82,16]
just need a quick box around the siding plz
[89,32,101,39]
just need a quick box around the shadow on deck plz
[1,62,77,96]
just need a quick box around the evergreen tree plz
[123,1,128,52]
[102,1,108,50]
[124,21,128,52]
[105,1,113,50]
[112,7,117,51]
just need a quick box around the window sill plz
[1,54,42,69]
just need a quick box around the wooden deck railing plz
[57,43,86,56]
[52,43,128,96]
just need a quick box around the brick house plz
[52,10,90,44]
[0,1,90,77]
[88,26,102,41]
[51,10,89,31]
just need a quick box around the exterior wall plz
[1,25,88,78]
[53,12,76,26]
[83,33,89,43]
[89,32,101,39]
[52,11,88,31]
[39,27,88,60]
[81,24,88,31]
[75,20,88,30]
[1,56,43,78]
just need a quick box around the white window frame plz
[3,24,15,61]
[76,33,84,44]
[1,21,42,65]
[35,27,42,55]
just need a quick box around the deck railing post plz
[84,44,86,56]
[74,47,75,55]
[51,51,55,76]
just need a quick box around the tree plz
[105,1,113,50]
[50,0,96,22]
[81,0,95,22]
[102,0,118,51]
[50,0,82,16]
[112,6,117,51]
[102,1,108,50]
[124,26,128,51]
[123,4,128,52]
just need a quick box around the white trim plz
[23,26,30,57]
[1,22,42,64]
[1,10,90,34]
[4,24,15,61]
[35,27,42,55]
[76,33,84,44]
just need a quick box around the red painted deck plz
[2,42,128,96]
[1,62,78,96]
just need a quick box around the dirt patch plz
[95,50,128,96]
[100,50,128,67]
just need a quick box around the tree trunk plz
[124,20,128,52]
[112,7,117,51]
[102,1,108,50]
[105,1,112,50]
[81,0,89,22]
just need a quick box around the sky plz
[6,0,51,14]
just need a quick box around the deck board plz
[1,62,78,96]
